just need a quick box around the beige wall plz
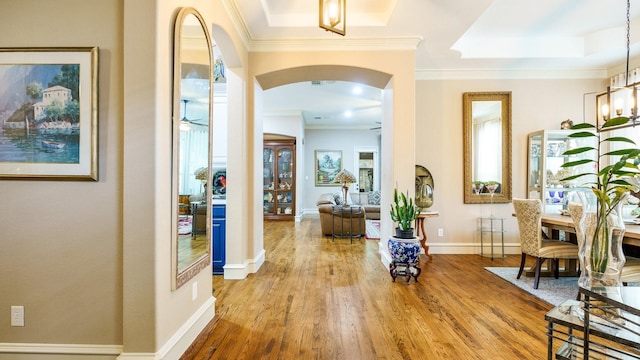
[414,78,606,254]
[0,0,248,359]
[0,0,123,352]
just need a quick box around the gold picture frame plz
[315,149,342,186]
[0,47,98,180]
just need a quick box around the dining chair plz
[513,198,579,289]
[567,201,640,285]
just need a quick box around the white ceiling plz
[225,0,640,129]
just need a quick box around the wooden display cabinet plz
[263,139,295,220]
[527,129,596,214]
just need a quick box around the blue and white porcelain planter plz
[388,236,422,283]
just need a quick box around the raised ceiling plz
[226,0,640,128]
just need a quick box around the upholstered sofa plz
[349,191,381,220]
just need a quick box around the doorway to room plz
[261,79,384,219]
[353,146,380,193]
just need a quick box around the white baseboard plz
[0,298,215,360]
[0,343,123,356]
[427,242,521,255]
[155,296,215,360]
[304,208,319,216]
[117,296,215,360]
[379,241,521,266]
[223,248,266,279]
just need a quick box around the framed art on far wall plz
[315,149,342,186]
[0,47,99,180]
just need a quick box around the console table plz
[545,287,640,359]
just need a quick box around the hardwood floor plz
[181,217,555,359]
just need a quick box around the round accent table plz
[415,211,439,260]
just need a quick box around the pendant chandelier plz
[597,0,639,131]
[319,0,346,36]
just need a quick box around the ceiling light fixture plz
[319,0,346,36]
[597,0,638,130]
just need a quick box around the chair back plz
[512,198,542,256]
[567,202,583,243]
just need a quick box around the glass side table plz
[545,287,640,360]
[331,205,364,243]
[479,217,505,260]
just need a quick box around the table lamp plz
[333,169,357,206]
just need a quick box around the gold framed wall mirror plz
[172,7,214,289]
[463,91,512,204]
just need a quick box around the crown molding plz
[221,0,252,51]
[415,68,609,80]
[249,36,422,52]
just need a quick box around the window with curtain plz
[179,127,209,195]
[474,117,502,182]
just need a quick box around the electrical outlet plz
[438,228,444,237]
[192,282,198,301]
[11,306,24,327]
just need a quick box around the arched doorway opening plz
[251,65,402,267]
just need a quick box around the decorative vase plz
[575,191,627,288]
[388,236,421,283]
[394,227,415,239]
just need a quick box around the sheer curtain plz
[179,126,209,195]
[474,118,501,182]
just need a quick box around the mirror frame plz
[171,7,214,290]
[463,91,512,204]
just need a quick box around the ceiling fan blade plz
[181,99,202,123]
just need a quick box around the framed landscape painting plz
[315,150,342,186]
[0,47,98,180]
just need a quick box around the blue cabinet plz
[212,204,226,274]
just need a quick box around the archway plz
[250,64,411,268]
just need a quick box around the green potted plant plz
[484,180,500,194]
[388,188,423,283]
[389,188,422,239]
[561,118,640,287]
[472,181,484,194]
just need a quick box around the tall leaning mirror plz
[172,7,213,289]
[463,92,512,204]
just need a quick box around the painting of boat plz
[42,140,65,149]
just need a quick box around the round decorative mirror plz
[172,7,213,289]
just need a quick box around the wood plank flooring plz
[181,217,556,359]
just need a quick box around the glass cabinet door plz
[263,148,275,215]
[527,129,596,214]
[263,139,296,220]
[276,148,294,216]
[528,133,542,200]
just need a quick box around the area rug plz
[365,220,380,240]
[178,215,192,235]
[485,267,578,306]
